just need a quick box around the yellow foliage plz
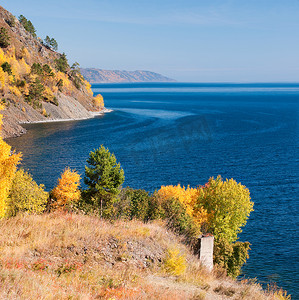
[0,104,22,218]
[0,67,6,89]
[9,85,22,97]
[42,108,47,117]
[84,80,93,96]
[157,184,208,227]
[6,169,48,217]
[94,94,104,108]
[196,176,254,242]
[43,86,54,102]
[0,48,5,66]
[163,248,186,276]
[22,107,26,113]
[51,167,81,209]
[20,47,31,64]
[19,58,31,75]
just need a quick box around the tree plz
[93,94,104,108]
[1,62,12,75]
[0,27,10,48]
[0,104,22,218]
[7,169,48,217]
[197,176,254,243]
[44,36,58,51]
[18,15,36,37]
[84,145,124,218]
[26,78,45,108]
[55,53,69,73]
[51,167,81,210]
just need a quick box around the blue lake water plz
[7,82,299,297]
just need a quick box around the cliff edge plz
[0,6,102,138]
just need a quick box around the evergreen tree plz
[84,145,124,218]
[0,27,10,48]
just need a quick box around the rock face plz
[81,68,176,83]
[0,5,99,139]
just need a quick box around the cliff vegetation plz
[0,6,104,138]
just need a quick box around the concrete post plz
[198,235,214,271]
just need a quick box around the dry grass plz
[0,212,290,299]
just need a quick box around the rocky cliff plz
[81,68,176,83]
[0,6,102,138]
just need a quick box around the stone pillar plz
[198,235,214,271]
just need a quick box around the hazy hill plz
[81,68,176,83]
[0,6,101,138]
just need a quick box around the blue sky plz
[1,0,299,82]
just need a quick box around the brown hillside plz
[0,212,283,300]
[0,6,102,138]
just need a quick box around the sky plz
[1,0,299,82]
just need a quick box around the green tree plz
[31,62,43,75]
[196,175,254,277]
[55,53,69,73]
[1,62,12,75]
[50,38,58,51]
[18,15,36,37]
[26,78,45,108]
[84,145,124,218]
[44,36,58,51]
[7,169,48,217]
[0,27,10,48]
[42,64,54,77]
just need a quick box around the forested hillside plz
[0,6,104,138]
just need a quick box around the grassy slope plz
[0,212,280,300]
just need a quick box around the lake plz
[7,82,299,297]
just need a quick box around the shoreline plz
[19,108,113,125]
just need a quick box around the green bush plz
[213,237,250,278]
[158,196,200,243]
[31,62,43,75]
[0,27,10,48]
[117,187,151,221]
[1,62,12,75]
[7,169,48,217]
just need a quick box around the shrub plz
[1,62,12,75]
[158,196,200,243]
[117,187,151,221]
[42,64,54,77]
[6,169,48,217]
[0,27,10,48]
[31,62,43,75]
[213,238,250,278]
[51,167,81,210]
[163,248,186,276]
[0,105,22,218]
[93,94,104,108]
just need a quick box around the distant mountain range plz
[80,68,176,83]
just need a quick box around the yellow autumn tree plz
[0,104,22,218]
[196,176,254,243]
[93,94,104,108]
[51,167,81,209]
[157,184,208,227]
